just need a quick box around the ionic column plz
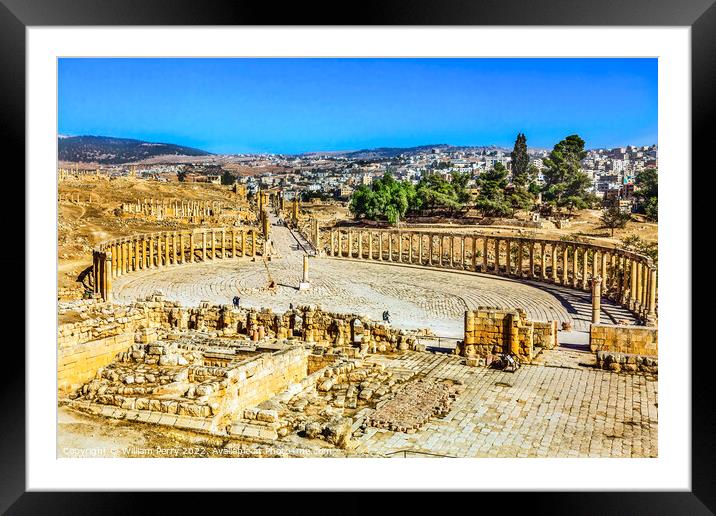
[647,268,657,324]
[379,233,384,261]
[162,234,169,266]
[438,236,443,267]
[337,230,343,258]
[529,241,535,278]
[242,230,247,257]
[472,236,477,270]
[636,261,645,312]
[173,232,178,264]
[592,249,599,280]
[148,237,154,269]
[620,256,630,305]
[369,232,374,259]
[551,244,558,282]
[419,234,424,265]
[202,231,207,261]
[211,230,216,260]
[561,245,568,285]
[540,242,547,280]
[429,235,434,266]
[630,259,638,310]
[134,238,140,271]
[104,252,112,301]
[358,231,363,259]
[408,233,413,263]
[581,248,589,290]
[601,251,609,290]
[449,235,454,268]
[494,238,501,275]
[389,232,394,261]
[348,230,353,258]
[518,240,524,277]
[504,239,511,275]
[591,276,602,324]
[231,229,237,258]
[572,247,580,289]
[251,229,256,256]
[482,238,488,272]
[221,229,226,259]
[126,239,133,272]
[461,236,466,270]
[179,233,184,263]
[398,233,403,263]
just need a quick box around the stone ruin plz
[60,296,450,452]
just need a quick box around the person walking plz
[232,296,240,309]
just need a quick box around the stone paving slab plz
[352,352,657,458]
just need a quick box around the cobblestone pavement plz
[113,220,638,337]
[352,352,658,458]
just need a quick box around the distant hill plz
[302,144,512,160]
[58,135,212,164]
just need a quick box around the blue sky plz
[58,58,657,154]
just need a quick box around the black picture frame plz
[3,0,709,513]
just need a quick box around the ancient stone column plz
[348,230,353,258]
[647,267,657,324]
[368,232,374,259]
[482,238,488,272]
[494,238,501,275]
[358,231,363,259]
[461,236,466,270]
[551,243,558,282]
[173,232,178,264]
[408,233,413,263]
[518,240,524,277]
[601,251,609,290]
[581,248,589,290]
[438,236,444,267]
[449,235,455,268]
[337,230,343,258]
[592,249,599,280]
[572,247,580,289]
[312,219,320,250]
[472,236,478,270]
[104,252,112,301]
[202,231,207,261]
[529,241,535,278]
[251,229,257,257]
[379,233,384,261]
[178,233,184,264]
[164,233,170,266]
[562,245,569,285]
[591,275,602,324]
[134,238,140,271]
[211,230,216,260]
[430,235,435,266]
[540,242,547,280]
[630,259,638,310]
[242,230,247,257]
[620,256,629,305]
[303,255,309,282]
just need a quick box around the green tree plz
[542,134,591,209]
[177,169,187,182]
[510,133,530,186]
[475,163,512,217]
[220,170,235,185]
[600,206,631,236]
[635,168,658,221]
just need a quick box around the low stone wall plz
[58,332,135,395]
[589,323,658,356]
[459,308,546,362]
[533,320,559,350]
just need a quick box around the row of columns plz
[325,229,657,323]
[121,199,221,219]
[92,228,260,301]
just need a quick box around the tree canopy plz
[541,134,593,210]
[510,133,530,187]
[635,168,658,221]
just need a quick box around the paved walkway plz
[353,352,658,458]
[112,219,639,338]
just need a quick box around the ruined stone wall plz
[589,324,658,356]
[532,320,559,350]
[458,307,557,362]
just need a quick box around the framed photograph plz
[5,0,710,512]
